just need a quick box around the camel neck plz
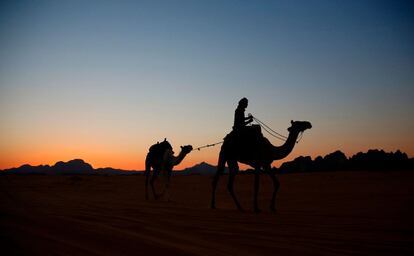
[172,150,188,166]
[272,130,300,160]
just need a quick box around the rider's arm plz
[244,115,253,125]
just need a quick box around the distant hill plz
[94,167,142,175]
[1,149,413,175]
[175,162,225,176]
[277,149,414,173]
[1,159,142,175]
[53,159,94,175]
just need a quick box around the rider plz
[233,97,253,131]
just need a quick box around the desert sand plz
[1,171,413,255]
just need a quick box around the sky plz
[1,0,413,170]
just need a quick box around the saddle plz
[225,124,264,146]
[148,140,172,159]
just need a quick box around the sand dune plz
[1,171,413,255]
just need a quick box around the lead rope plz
[192,141,223,151]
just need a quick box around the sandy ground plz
[1,171,413,256]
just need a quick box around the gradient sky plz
[1,0,413,170]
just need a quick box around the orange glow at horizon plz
[1,99,414,171]
[1,136,413,171]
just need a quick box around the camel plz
[145,139,193,200]
[211,120,312,212]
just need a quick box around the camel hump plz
[225,124,263,142]
[148,140,173,158]
[249,124,262,135]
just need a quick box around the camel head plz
[287,120,312,133]
[180,145,193,155]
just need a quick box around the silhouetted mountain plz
[278,149,413,173]
[176,162,224,175]
[279,156,313,173]
[2,159,94,175]
[95,167,142,175]
[1,159,146,175]
[349,149,409,170]
[53,159,94,174]
[4,164,52,175]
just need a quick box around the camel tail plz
[144,153,152,200]
[144,153,151,176]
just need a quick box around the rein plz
[250,114,304,144]
[192,115,306,152]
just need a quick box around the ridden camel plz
[211,120,312,212]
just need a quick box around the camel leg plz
[165,169,172,202]
[253,167,261,213]
[265,165,280,212]
[144,158,151,200]
[227,161,244,212]
[211,153,226,209]
[158,170,168,199]
[150,169,160,200]
[144,169,150,200]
